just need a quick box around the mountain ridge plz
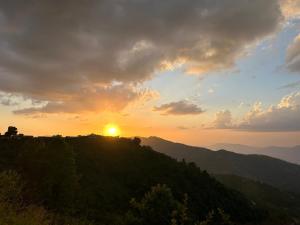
[141,136,300,194]
[0,135,264,224]
[210,143,300,165]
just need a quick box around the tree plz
[4,126,18,137]
[18,138,78,212]
[132,137,141,145]
[127,184,182,225]
[197,208,234,225]
[0,170,23,204]
[171,193,189,225]
[0,171,86,225]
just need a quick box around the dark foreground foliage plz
[215,174,300,225]
[0,135,265,224]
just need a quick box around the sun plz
[103,124,120,137]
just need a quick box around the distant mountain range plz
[141,136,300,194]
[210,143,300,165]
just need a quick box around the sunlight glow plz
[104,124,120,136]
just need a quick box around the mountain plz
[141,136,300,194]
[215,174,300,224]
[210,143,300,165]
[0,135,264,225]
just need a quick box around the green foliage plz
[0,170,23,204]
[0,203,51,225]
[18,138,78,211]
[127,184,182,225]
[0,136,266,225]
[126,185,234,225]
[196,209,233,225]
[0,170,50,225]
[215,174,300,224]
[171,194,189,225]
[0,170,94,225]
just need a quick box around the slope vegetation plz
[141,137,300,194]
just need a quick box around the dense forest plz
[215,174,300,224]
[0,133,266,225]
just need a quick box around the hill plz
[0,135,264,225]
[210,143,300,165]
[215,174,300,224]
[141,136,300,194]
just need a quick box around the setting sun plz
[104,124,120,136]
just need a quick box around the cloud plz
[280,0,300,19]
[177,126,190,130]
[213,110,233,129]
[286,34,300,73]
[214,92,300,131]
[154,100,204,115]
[0,0,284,113]
[239,92,300,131]
[208,88,215,94]
[0,92,23,106]
[0,92,45,107]
[279,80,300,89]
[12,85,156,114]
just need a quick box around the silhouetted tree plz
[133,137,141,145]
[4,126,18,137]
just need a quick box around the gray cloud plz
[154,100,204,115]
[238,93,300,131]
[0,92,21,106]
[13,85,154,114]
[0,92,44,107]
[0,0,283,112]
[279,80,300,89]
[286,34,300,73]
[213,110,232,129]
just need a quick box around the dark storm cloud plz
[154,101,204,115]
[0,0,283,112]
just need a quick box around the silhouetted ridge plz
[0,135,264,225]
[211,143,300,165]
[141,136,300,194]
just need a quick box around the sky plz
[0,0,300,147]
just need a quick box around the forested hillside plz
[215,174,300,224]
[0,135,264,225]
[141,137,300,194]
